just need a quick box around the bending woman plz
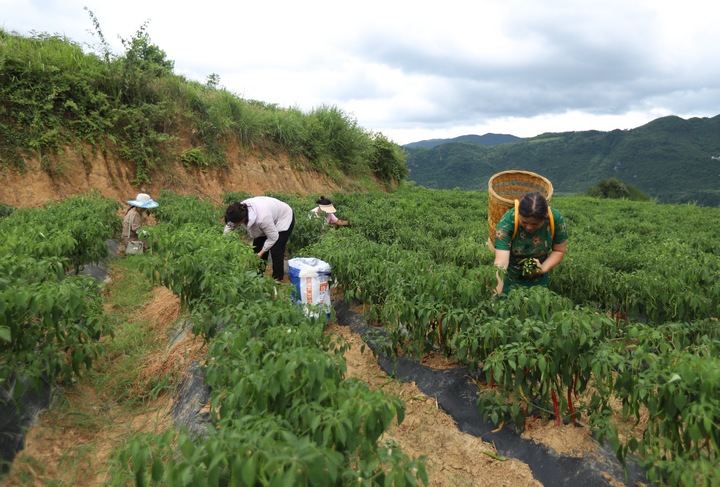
[224,196,295,282]
[493,191,567,295]
[308,196,350,226]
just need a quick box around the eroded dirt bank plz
[0,143,341,208]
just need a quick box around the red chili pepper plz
[573,374,579,399]
[551,390,560,426]
[525,412,541,429]
[567,385,576,425]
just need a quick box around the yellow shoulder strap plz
[512,200,555,240]
[548,206,555,240]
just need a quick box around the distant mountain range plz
[403,133,522,149]
[402,115,720,206]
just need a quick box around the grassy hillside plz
[405,115,720,206]
[0,27,407,189]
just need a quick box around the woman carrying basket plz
[493,191,567,295]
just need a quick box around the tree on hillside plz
[586,178,650,201]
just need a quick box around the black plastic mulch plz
[170,362,212,439]
[0,376,52,473]
[333,299,647,487]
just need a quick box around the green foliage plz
[142,224,257,310]
[0,193,116,403]
[405,141,496,191]
[2,192,121,273]
[0,29,113,164]
[368,132,409,184]
[0,202,15,218]
[152,190,222,227]
[115,103,176,184]
[119,21,174,80]
[300,105,372,175]
[220,191,254,206]
[179,146,210,167]
[553,197,720,323]
[262,106,307,152]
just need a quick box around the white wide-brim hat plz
[127,193,159,209]
[319,204,336,214]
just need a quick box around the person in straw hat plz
[493,191,567,296]
[121,193,159,251]
[308,196,349,227]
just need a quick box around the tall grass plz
[262,106,307,153]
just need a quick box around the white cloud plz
[2,0,719,145]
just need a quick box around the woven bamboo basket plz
[487,170,553,248]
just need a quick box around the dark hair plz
[126,205,144,215]
[518,192,548,219]
[316,196,332,205]
[225,202,249,224]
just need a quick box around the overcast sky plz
[2,0,719,145]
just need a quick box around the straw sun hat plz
[127,193,159,209]
[316,196,336,214]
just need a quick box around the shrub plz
[586,178,650,201]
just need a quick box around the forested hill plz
[403,133,522,149]
[404,115,720,206]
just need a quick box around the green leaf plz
[151,458,164,482]
[667,373,682,384]
[537,355,547,373]
[180,438,195,459]
[673,393,687,412]
[688,424,703,442]
[241,456,256,486]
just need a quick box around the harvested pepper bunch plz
[518,257,542,276]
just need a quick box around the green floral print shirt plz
[494,207,568,282]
